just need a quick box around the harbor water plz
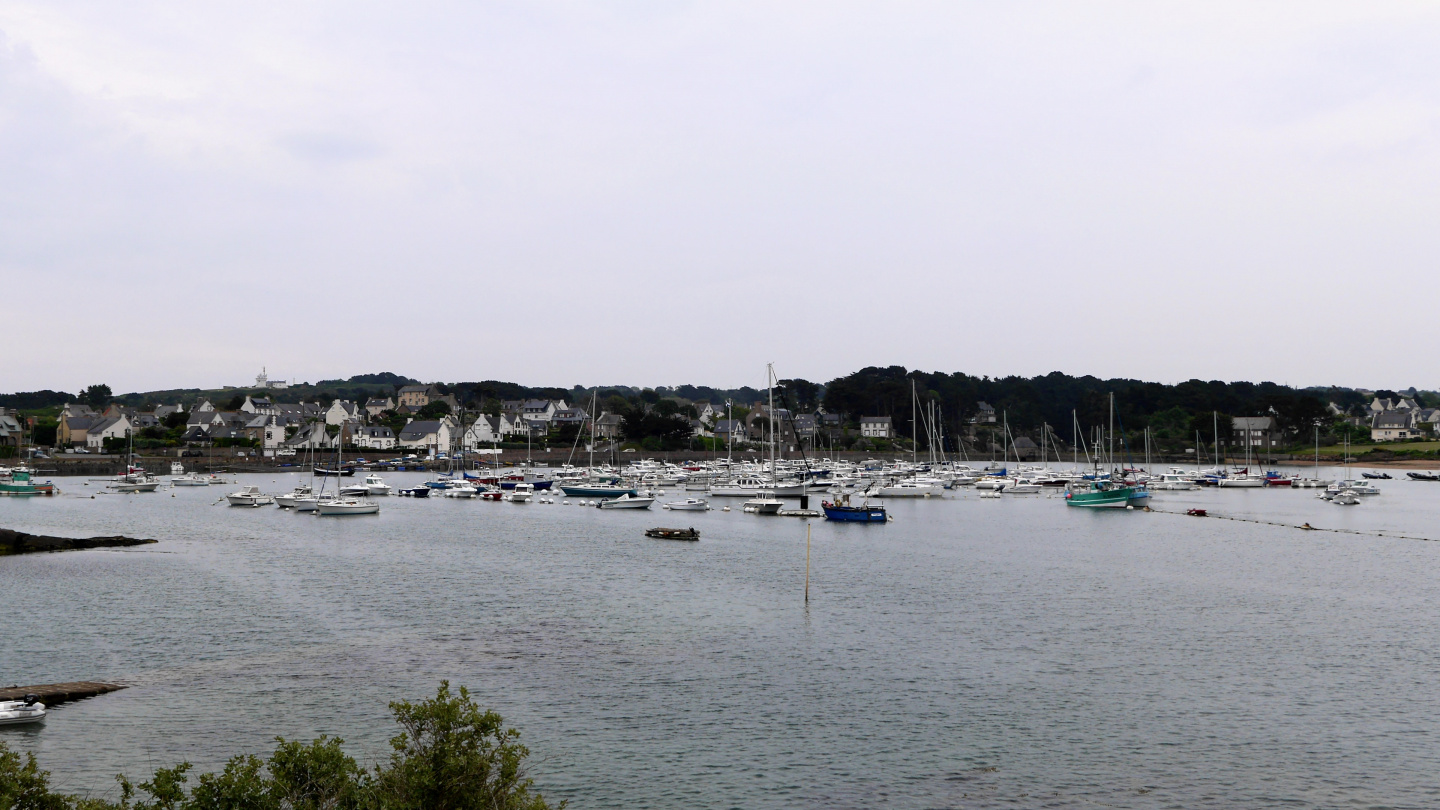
[4,468,1440,808]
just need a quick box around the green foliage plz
[375,681,553,810]
[0,684,557,810]
[80,384,113,410]
[0,390,74,411]
[618,405,692,451]
[223,395,246,411]
[32,422,58,446]
[418,401,452,420]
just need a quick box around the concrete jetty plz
[0,681,126,705]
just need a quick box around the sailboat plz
[743,364,785,515]
[315,427,379,516]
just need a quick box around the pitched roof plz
[398,385,428,394]
[860,415,893,424]
[1374,411,1412,428]
[1232,416,1274,430]
[398,420,443,440]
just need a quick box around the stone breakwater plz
[0,528,157,555]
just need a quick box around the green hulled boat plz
[1064,479,1134,508]
[0,468,55,496]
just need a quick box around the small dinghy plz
[645,527,700,541]
[0,695,46,725]
[1186,508,1207,517]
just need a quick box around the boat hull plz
[1065,486,1136,508]
[822,504,887,522]
[561,486,638,498]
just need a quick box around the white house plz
[860,416,893,438]
[86,415,133,450]
[241,396,276,415]
[284,423,334,450]
[499,412,529,437]
[397,419,453,454]
[462,415,503,449]
[325,400,360,426]
[262,420,290,449]
[520,399,566,423]
[353,426,396,450]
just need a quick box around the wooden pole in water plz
[805,522,811,603]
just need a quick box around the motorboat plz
[170,473,211,486]
[877,480,944,497]
[507,483,534,503]
[170,461,185,475]
[1150,473,1198,491]
[316,497,380,516]
[226,485,274,507]
[1361,471,1392,480]
[1327,480,1380,496]
[1331,491,1361,505]
[442,484,479,498]
[742,496,784,515]
[1408,471,1440,481]
[398,486,431,497]
[362,474,392,496]
[597,493,655,510]
[275,483,315,509]
[665,498,710,511]
[0,695,46,725]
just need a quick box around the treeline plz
[0,683,556,810]
[822,366,1398,446]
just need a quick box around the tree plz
[80,384,112,410]
[375,681,554,810]
[418,401,452,420]
[224,394,246,411]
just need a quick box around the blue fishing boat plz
[821,495,887,522]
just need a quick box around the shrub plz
[0,683,559,810]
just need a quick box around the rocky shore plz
[0,528,157,555]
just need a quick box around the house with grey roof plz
[353,426,396,450]
[1232,416,1280,448]
[1371,411,1417,442]
[86,415,132,450]
[398,419,452,453]
[859,416,893,439]
[0,409,22,450]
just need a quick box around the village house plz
[860,416,893,439]
[364,397,395,419]
[1232,416,1281,448]
[58,412,98,447]
[397,419,453,454]
[262,421,289,450]
[693,401,716,421]
[974,402,997,424]
[353,426,396,450]
[241,396,276,416]
[86,415,133,450]
[284,423,334,450]
[746,404,796,443]
[594,412,623,441]
[712,419,745,443]
[462,415,504,449]
[552,407,590,427]
[521,399,566,423]
[0,409,22,451]
[1371,411,1417,442]
[397,384,443,409]
[325,400,361,426]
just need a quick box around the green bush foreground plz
[0,682,560,810]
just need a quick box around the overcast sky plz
[3,3,1438,395]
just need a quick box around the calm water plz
[4,467,1440,808]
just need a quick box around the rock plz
[0,528,157,555]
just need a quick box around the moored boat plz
[597,493,655,509]
[226,485,274,507]
[1064,480,1136,508]
[0,695,46,725]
